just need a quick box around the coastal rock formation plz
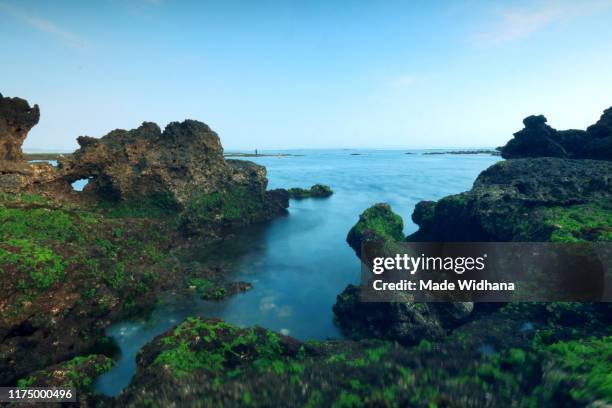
[0,95,290,385]
[346,203,404,257]
[0,93,60,193]
[333,284,473,345]
[408,158,612,242]
[0,93,40,162]
[336,203,475,344]
[0,94,288,229]
[500,108,612,160]
[57,120,288,229]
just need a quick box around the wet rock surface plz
[500,108,612,160]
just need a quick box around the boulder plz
[346,203,404,257]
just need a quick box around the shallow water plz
[93,149,500,395]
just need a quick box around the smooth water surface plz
[94,149,500,395]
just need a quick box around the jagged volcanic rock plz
[500,108,612,160]
[0,93,40,162]
[0,93,288,228]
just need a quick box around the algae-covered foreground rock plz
[346,203,404,257]
[408,158,612,242]
[113,312,612,407]
[500,107,612,160]
[17,354,113,389]
[287,183,333,199]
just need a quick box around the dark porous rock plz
[346,203,404,257]
[59,120,227,203]
[408,158,612,242]
[55,120,288,230]
[500,107,612,160]
[287,183,333,199]
[0,93,40,162]
[333,284,473,345]
[0,94,63,193]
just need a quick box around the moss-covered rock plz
[287,184,333,199]
[114,310,612,407]
[346,203,404,257]
[17,354,113,389]
[407,158,612,242]
[333,284,473,345]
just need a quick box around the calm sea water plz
[93,149,500,395]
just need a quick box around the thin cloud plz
[0,1,88,49]
[395,74,418,87]
[473,0,612,45]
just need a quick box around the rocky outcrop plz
[336,153,611,345]
[408,158,612,242]
[0,93,40,162]
[346,203,404,257]
[500,108,612,160]
[336,203,475,344]
[0,94,288,230]
[0,94,58,193]
[333,284,473,345]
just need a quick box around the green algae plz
[351,203,404,243]
[287,184,333,199]
[540,336,612,403]
[187,277,227,300]
[544,202,612,242]
[182,187,264,226]
[17,355,113,389]
[153,318,295,378]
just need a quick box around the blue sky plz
[1,0,612,150]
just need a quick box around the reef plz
[330,109,612,406]
[287,183,333,199]
[500,107,612,160]
[109,307,611,407]
[0,94,288,389]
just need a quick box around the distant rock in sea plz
[287,184,333,199]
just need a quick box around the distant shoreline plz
[24,149,500,162]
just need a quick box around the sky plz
[1,0,612,151]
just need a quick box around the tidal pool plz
[94,149,500,396]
